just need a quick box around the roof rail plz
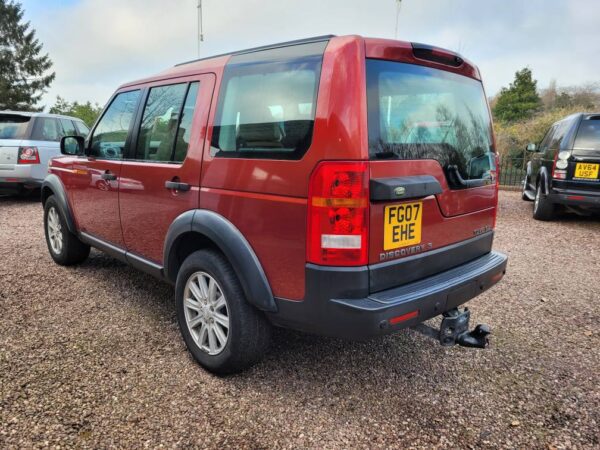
[175,35,335,67]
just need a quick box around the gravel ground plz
[1,191,599,449]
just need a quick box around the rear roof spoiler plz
[411,42,464,68]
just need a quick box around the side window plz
[90,90,141,160]
[549,120,570,150]
[173,82,199,162]
[75,121,90,137]
[538,125,556,152]
[31,117,63,142]
[210,43,326,160]
[60,119,77,136]
[135,83,188,162]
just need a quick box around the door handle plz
[165,180,190,192]
[101,172,117,181]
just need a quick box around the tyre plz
[533,181,555,221]
[44,196,90,265]
[175,249,271,375]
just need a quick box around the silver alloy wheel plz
[183,271,230,355]
[47,207,64,255]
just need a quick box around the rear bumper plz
[0,176,42,192]
[549,188,600,208]
[0,164,42,190]
[270,251,508,340]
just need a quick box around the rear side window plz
[90,90,141,160]
[366,60,494,181]
[75,121,90,137]
[538,125,556,152]
[31,117,63,142]
[134,81,199,163]
[548,120,572,150]
[60,119,77,136]
[0,114,30,139]
[210,41,327,160]
[574,118,600,150]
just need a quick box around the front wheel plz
[533,182,555,221]
[44,196,90,265]
[175,250,271,375]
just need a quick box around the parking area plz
[0,191,598,448]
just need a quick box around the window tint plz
[574,118,600,150]
[174,82,199,162]
[60,119,77,136]
[0,114,30,139]
[135,83,188,161]
[210,44,325,159]
[75,121,90,137]
[31,117,63,142]
[90,90,140,160]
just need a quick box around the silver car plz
[0,111,89,196]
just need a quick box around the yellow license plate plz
[384,202,423,250]
[574,163,599,179]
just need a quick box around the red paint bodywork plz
[49,35,498,302]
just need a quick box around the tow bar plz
[412,308,491,349]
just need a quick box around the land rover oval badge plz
[394,186,406,197]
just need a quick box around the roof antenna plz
[197,0,204,58]
[394,0,402,40]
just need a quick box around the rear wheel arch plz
[164,210,277,313]
[536,168,550,195]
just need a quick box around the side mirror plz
[60,135,85,156]
[526,143,537,152]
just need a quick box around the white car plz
[0,111,89,196]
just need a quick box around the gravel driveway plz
[1,191,598,449]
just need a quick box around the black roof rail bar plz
[175,35,336,67]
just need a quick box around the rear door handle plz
[101,172,117,181]
[165,181,190,192]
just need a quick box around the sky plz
[18,0,600,109]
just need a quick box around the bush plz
[494,105,583,158]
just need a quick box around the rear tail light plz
[307,161,369,266]
[18,147,40,164]
[551,152,566,179]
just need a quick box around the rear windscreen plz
[0,115,30,140]
[366,59,495,181]
[574,118,600,150]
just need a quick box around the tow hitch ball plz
[413,308,491,349]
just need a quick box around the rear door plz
[118,75,214,264]
[69,90,142,247]
[365,58,497,272]
[568,115,600,189]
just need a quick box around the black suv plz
[522,113,600,220]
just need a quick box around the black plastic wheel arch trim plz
[41,174,77,233]
[163,209,277,313]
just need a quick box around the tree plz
[492,68,542,123]
[49,96,102,126]
[0,0,55,111]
